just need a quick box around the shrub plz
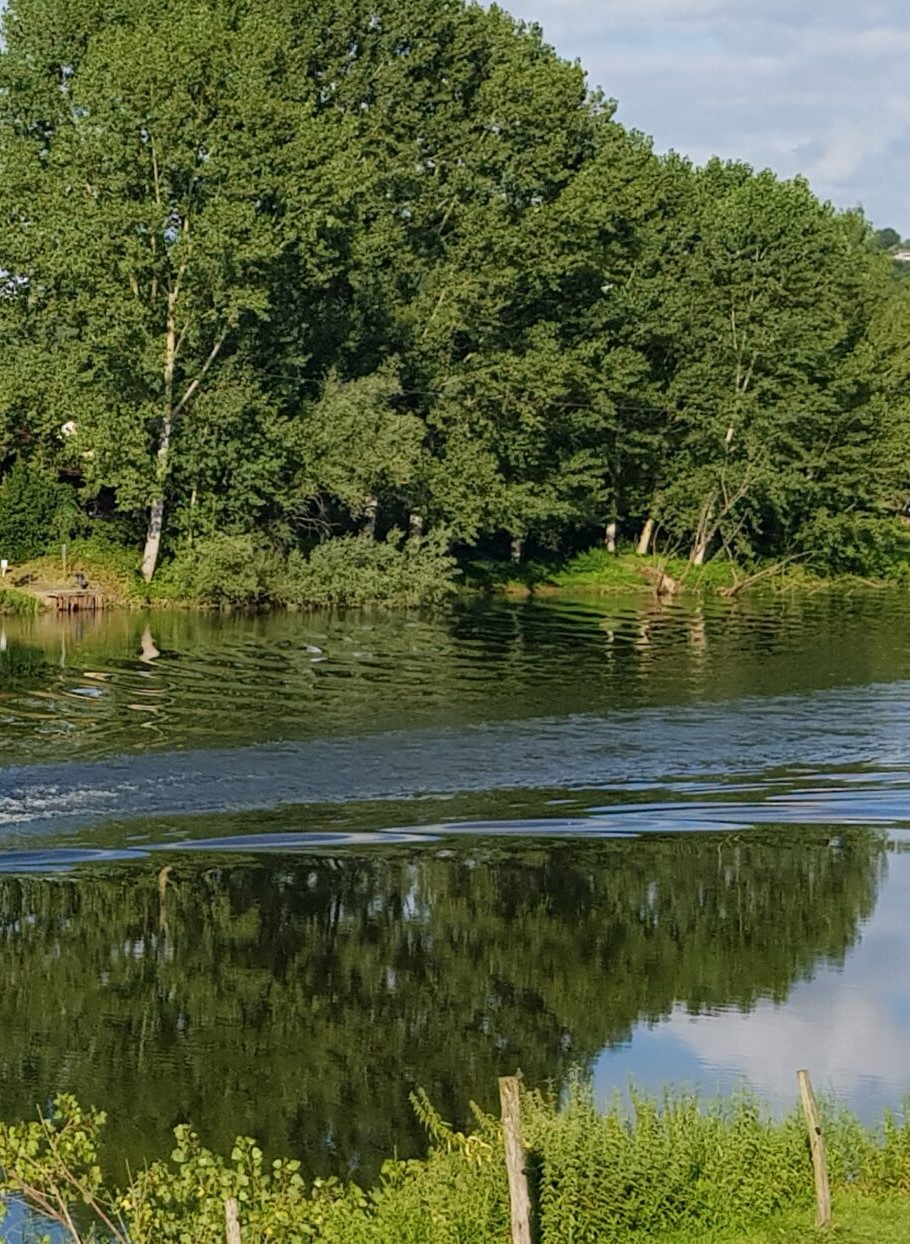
[0,460,78,563]
[798,510,900,577]
[285,530,458,607]
[0,587,40,616]
[165,534,285,607]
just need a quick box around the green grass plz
[0,586,40,616]
[462,543,910,600]
[553,547,737,590]
[658,1194,910,1242]
[462,548,739,595]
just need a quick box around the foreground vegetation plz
[0,0,908,607]
[5,1084,910,1242]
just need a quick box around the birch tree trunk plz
[637,516,655,556]
[141,293,177,583]
[690,497,715,567]
[362,494,379,538]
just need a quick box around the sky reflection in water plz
[0,597,909,1182]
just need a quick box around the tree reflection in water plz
[0,829,885,1182]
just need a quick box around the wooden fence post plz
[796,1069,832,1229]
[225,1197,242,1244]
[499,1075,533,1244]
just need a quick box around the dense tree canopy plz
[0,0,906,591]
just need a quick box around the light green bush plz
[284,530,458,608]
[159,531,457,608]
[164,534,286,607]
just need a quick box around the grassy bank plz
[0,585,41,616]
[4,538,909,614]
[464,548,737,595]
[7,533,459,610]
[5,1083,910,1242]
[8,541,173,608]
[464,546,910,599]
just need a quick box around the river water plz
[1,592,909,1182]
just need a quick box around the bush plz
[0,587,40,616]
[0,460,78,563]
[285,531,458,607]
[798,510,900,577]
[165,534,285,607]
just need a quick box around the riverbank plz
[4,539,909,614]
[4,533,459,611]
[0,586,40,616]
[463,546,909,600]
[3,1082,910,1242]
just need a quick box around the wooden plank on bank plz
[46,590,104,613]
[499,1075,533,1244]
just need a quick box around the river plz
[0,592,909,1182]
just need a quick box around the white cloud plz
[506,0,910,232]
[667,987,909,1109]
[595,856,910,1115]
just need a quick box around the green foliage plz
[285,532,458,607]
[0,461,77,563]
[874,227,902,251]
[524,1083,811,1240]
[0,586,40,615]
[159,530,458,608]
[8,1084,910,1243]
[165,534,285,607]
[298,367,426,521]
[0,0,905,596]
[799,511,901,577]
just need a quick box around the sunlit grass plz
[656,1194,910,1242]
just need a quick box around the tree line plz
[0,0,907,596]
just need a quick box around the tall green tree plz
[0,0,356,578]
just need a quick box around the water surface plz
[1,593,910,1182]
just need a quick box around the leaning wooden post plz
[796,1069,832,1229]
[499,1075,532,1244]
[225,1197,242,1244]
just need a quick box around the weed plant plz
[4,1082,910,1242]
[0,587,40,616]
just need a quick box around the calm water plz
[2,593,910,1182]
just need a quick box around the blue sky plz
[507,0,910,235]
[593,844,910,1123]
